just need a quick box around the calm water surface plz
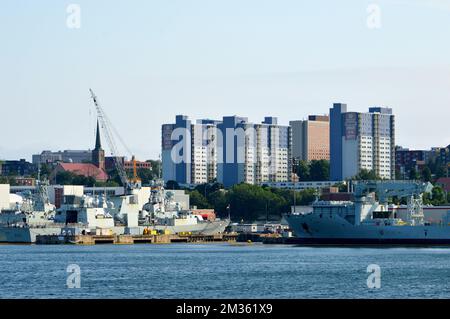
[1,243,449,299]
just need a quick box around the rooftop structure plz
[50,163,108,182]
[32,150,92,165]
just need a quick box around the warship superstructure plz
[140,185,229,235]
[0,181,62,243]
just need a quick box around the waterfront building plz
[14,177,36,186]
[0,159,36,177]
[48,122,108,184]
[105,156,152,172]
[430,145,450,166]
[330,104,395,180]
[105,156,122,171]
[50,163,108,183]
[290,115,330,162]
[395,146,432,179]
[124,160,151,171]
[32,150,92,165]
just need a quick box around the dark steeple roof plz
[95,120,102,150]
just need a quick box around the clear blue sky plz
[1,0,449,161]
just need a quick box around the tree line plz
[170,182,317,222]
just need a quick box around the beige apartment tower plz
[290,115,330,161]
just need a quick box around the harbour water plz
[1,243,449,299]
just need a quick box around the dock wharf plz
[36,233,238,245]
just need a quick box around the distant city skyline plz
[1,0,449,161]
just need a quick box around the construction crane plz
[130,155,141,186]
[354,180,433,204]
[89,89,141,191]
[354,180,434,225]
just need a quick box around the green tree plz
[334,182,348,193]
[421,166,432,182]
[431,186,446,205]
[225,184,316,222]
[395,167,402,180]
[0,176,23,185]
[137,168,153,185]
[31,163,53,180]
[189,190,211,209]
[296,160,310,181]
[195,182,225,198]
[95,180,120,187]
[354,169,381,180]
[226,184,282,221]
[55,171,97,187]
[9,177,19,186]
[166,180,180,190]
[106,169,124,186]
[147,159,162,179]
[296,188,317,206]
[207,190,228,216]
[309,160,330,181]
[409,167,419,180]
[173,183,322,221]
[55,171,75,185]
[436,165,447,179]
[423,186,446,206]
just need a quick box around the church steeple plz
[92,120,105,170]
[95,120,102,150]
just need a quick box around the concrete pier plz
[36,233,238,245]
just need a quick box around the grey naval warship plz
[285,180,450,245]
[140,185,230,235]
[0,181,229,243]
[0,181,61,243]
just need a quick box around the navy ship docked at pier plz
[285,181,450,245]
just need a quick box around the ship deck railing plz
[0,222,90,229]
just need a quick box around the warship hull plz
[286,213,450,246]
[144,219,230,235]
[0,226,62,243]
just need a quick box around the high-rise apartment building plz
[290,115,329,162]
[330,104,395,180]
[217,116,291,187]
[191,120,220,184]
[162,115,192,184]
[162,115,292,187]
[216,116,251,187]
[260,117,291,183]
[162,116,219,185]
